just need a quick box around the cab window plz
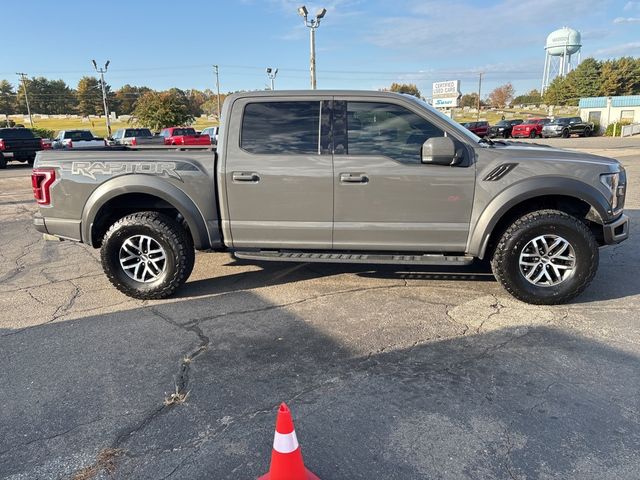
[241,101,321,154]
[346,102,443,164]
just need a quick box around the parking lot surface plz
[1,138,639,479]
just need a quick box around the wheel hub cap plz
[119,235,167,283]
[519,234,576,287]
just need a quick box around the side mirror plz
[421,137,456,166]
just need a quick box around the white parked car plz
[200,126,219,146]
[53,130,107,149]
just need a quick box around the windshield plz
[405,96,481,143]
[495,120,509,126]
[553,118,570,125]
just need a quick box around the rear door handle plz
[340,173,369,184]
[232,172,260,183]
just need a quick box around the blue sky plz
[2,0,639,97]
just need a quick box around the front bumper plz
[602,214,629,244]
[487,130,507,138]
[542,129,564,138]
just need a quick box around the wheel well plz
[483,195,602,260]
[91,193,189,247]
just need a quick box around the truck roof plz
[225,89,413,100]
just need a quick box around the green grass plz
[6,115,219,138]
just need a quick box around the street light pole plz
[16,73,34,128]
[298,6,326,89]
[266,68,279,90]
[476,72,483,121]
[213,65,221,122]
[92,60,112,137]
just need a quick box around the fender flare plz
[81,174,210,249]
[468,177,610,259]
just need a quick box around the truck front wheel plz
[491,210,598,304]
[100,211,195,299]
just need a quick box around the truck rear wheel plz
[491,209,598,305]
[100,211,195,299]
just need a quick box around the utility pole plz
[476,72,483,121]
[298,6,327,89]
[213,65,221,122]
[16,73,34,127]
[92,59,112,137]
[266,68,278,90]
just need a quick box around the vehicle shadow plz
[178,259,495,299]
[0,292,638,479]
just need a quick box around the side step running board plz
[233,250,474,266]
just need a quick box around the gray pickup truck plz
[32,90,629,304]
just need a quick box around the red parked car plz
[461,121,489,137]
[159,127,210,146]
[511,118,550,139]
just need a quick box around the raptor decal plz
[71,161,182,181]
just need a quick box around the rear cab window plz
[0,128,35,139]
[241,101,321,154]
[65,131,94,141]
[125,129,153,137]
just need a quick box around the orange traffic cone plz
[258,403,320,480]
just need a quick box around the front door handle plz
[340,173,369,184]
[232,172,260,183]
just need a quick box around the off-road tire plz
[582,128,591,137]
[491,209,598,305]
[562,129,570,138]
[101,211,195,299]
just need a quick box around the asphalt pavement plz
[0,138,639,479]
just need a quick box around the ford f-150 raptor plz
[32,90,629,304]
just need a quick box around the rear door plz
[332,98,475,251]
[224,97,333,249]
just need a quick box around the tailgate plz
[3,138,41,152]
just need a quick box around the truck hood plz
[492,142,621,169]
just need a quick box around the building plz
[579,95,640,129]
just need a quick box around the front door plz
[225,98,333,249]
[332,99,476,252]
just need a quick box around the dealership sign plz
[432,80,460,97]
[432,80,461,108]
[433,97,459,108]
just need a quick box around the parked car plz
[32,90,629,305]
[487,119,523,138]
[111,128,165,146]
[159,127,211,146]
[200,126,220,145]
[542,117,594,138]
[511,118,551,139]
[461,121,489,137]
[53,130,107,149]
[0,128,46,168]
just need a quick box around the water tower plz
[541,27,582,93]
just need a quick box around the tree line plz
[0,76,225,118]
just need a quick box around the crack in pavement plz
[0,280,81,338]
